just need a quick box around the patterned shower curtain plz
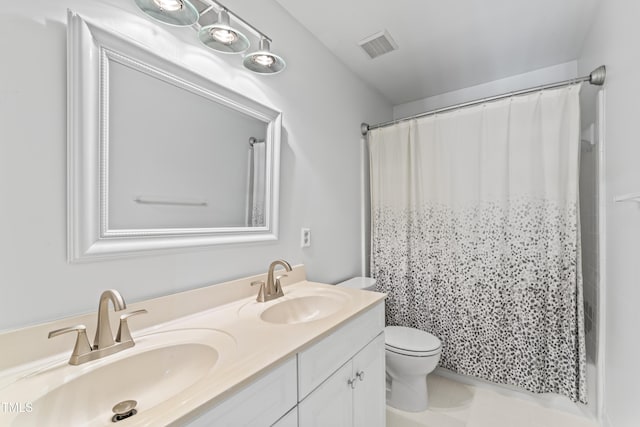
[369,84,587,402]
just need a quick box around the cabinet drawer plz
[297,302,384,399]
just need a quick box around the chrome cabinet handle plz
[48,324,92,364]
[348,377,357,389]
[116,309,148,343]
[347,370,365,389]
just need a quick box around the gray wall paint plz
[393,61,578,119]
[0,0,391,330]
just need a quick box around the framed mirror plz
[67,11,282,261]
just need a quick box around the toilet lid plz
[385,326,441,354]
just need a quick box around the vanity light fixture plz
[199,9,250,54]
[133,0,199,26]
[133,0,286,74]
[243,37,286,75]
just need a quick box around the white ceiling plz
[275,0,600,105]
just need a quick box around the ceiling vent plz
[358,30,398,59]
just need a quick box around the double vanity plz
[0,264,385,426]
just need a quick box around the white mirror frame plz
[67,11,282,262]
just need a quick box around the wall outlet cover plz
[301,228,311,248]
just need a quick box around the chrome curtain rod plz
[361,65,606,136]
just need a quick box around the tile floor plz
[386,374,599,427]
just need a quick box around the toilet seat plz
[385,326,441,357]
[385,345,441,357]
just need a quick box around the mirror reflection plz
[108,60,268,230]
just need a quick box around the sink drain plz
[112,399,138,422]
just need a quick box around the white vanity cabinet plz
[298,334,385,427]
[182,302,385,427]
[273,407,298,427]
[298,303,385,427]
[352,333,386,427]
[183,357,297,427]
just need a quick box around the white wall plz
[0,0,391,331]
[578,1,640,426]
[394,61,578,119]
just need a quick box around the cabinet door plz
[299,362,353,427]
[353,333,386,427]
[297,303,384,399]
[272,407,297,427]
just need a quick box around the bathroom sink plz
[237,285,352,325]
[236,286,352,325]
[260,295,345,324]
[1,328,236,427]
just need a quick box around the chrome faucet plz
[48,289,147,365]
[252,259,292,302]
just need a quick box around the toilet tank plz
[336,277,377,291]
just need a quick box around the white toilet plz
[337,277,442,412]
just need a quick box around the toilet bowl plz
[385,326,441,412]
[336,277,442,412]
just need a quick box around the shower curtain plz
[246,142,266,226]
[369,85,587,402]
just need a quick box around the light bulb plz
[253,54,275,67]
[152,0,184,11]
[211,28,238,44]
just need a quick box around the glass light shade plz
[243,38,286,75]
[253,54,275,67]
[134,0,199,26]
[153,0,182,12]
[198,10,250,54]
[212,28,237,44]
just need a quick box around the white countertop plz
[0,266,385,426]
